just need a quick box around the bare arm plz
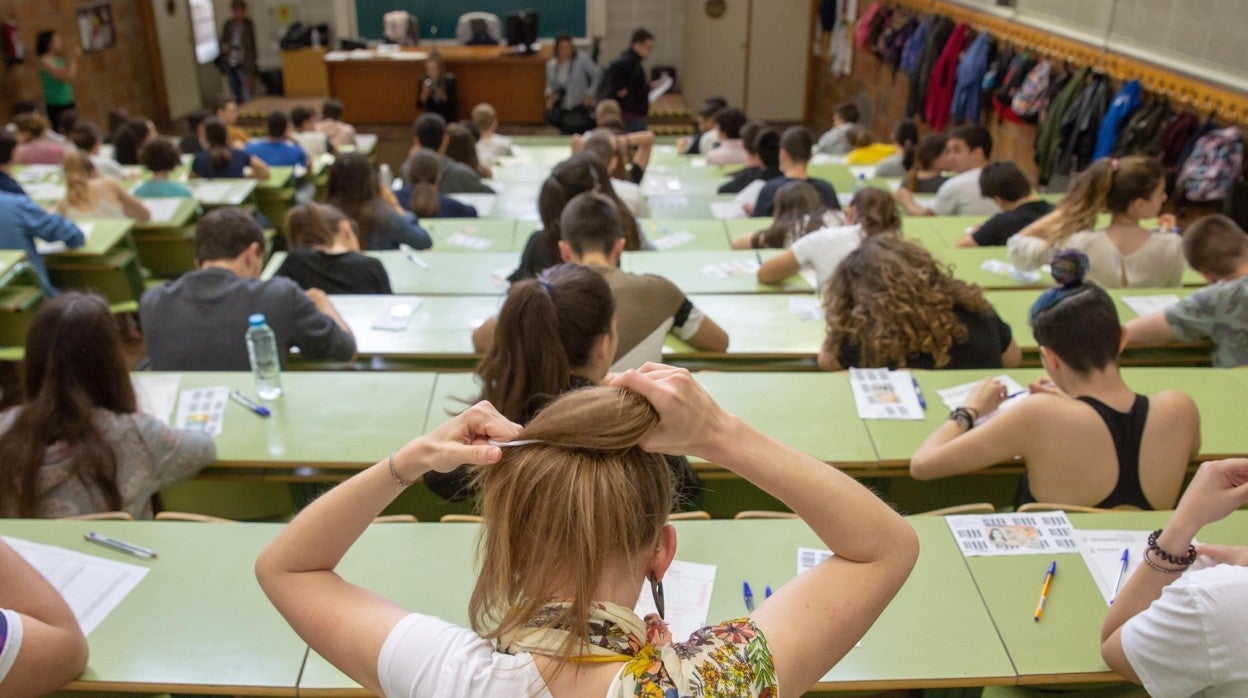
[0,541,89,698]
[909,378,1032,480]
[471,315,497,354]
[41,54,77,81]
[953,233,979,248]
[1001,339,1022,368]
[110,180,151,221]
[816,346,844,371]
[729,232,756,250]
[893,188,932,217]
[1124,312,1177,346]
[757,249,799,285]
[613,365,919,696]
[247,155,271,181]
[684,314,729,353]
[624,131,654,171]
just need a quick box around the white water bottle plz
[245,313,283,399]
[379,162,394,191]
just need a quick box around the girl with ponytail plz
[911,249,1200,509]
[1010,156,1183,287]
[394,150,479,219]
[191,117,269,180]
[257,363,919,698]
[731,180,845,250]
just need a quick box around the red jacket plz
[924,23,967,131]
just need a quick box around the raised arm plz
[613,365,918,695]
[0,540,89,698]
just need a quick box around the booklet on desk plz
[1121,295,1181,317]
[848,368,925,420]
[947,511,1079,557]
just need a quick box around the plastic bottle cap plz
[248,313,266,327]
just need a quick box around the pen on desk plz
[229,390,272,417]
[1006,390,1028,399]
[764,585,772,599]
[399,243,430,269]
[755,250,763,266]
[1034,560,1056,622]
[86,532,157,560]
[743,581,755,612]
[911,377,927,409]
[1110,548,1129,605]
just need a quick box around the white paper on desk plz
[140,197,186,222]
[648,72,674,104]
[3,536,149,635]
[937,375,1027,414]
[797,547,836,575]
[709,200,747,220]
[447,193,496,217]
[1074,529,1152,605]
[23,182,65,201]
[848,368,924,420]
[651,230,695,250]
[734,179,766,210]
[789,296,823,321]
[634,559,715,640]
[371,300,421,331]
[1122,295,1181,317]
[700,258,759,279]
[947,511,1079,557]
[15,164,59,182]
[980,259,1044,284]
[444,231,493,250]
[174,386,227,437]
[188,180,249,205]
[132,374,181,425]
[35,221,93,255]
[810,153,847,166]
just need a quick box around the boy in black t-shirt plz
[955,161,1054,247]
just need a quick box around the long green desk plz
[262,251,515,296]
[621,250,812,294]
[640,218,732,250]
[46,218,145,305]
[0,250,42,347]
[420,218,520,252]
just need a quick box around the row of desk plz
[11,511,1242,694]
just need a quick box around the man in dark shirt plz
[749,126,841,217]
[140,207,356,370]
[599,28,654,132]
[0,132,26,196]
[955,161,1055,247]
[399,112,494,195]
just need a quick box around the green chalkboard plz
[354,1,585,42]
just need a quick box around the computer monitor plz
[505,11,538,53]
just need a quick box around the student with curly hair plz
[818,234,1021,371]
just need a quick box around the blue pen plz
[1110,548,1129,605]
[743,581,754,611]
[229,390,272,417]
[764,585,772,599]
[911,377,927,409]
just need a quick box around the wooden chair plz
[1016,502,1114,514]
[63,511,134,521]
[668,511,712,521]
[371,514,419,523]
[439,514,483,523]
[918,503,996,516]
[732,510,798,520]
[154,512,234,523]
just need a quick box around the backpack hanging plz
[1177,126,1244,202]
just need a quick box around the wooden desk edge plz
[64,679,298,696]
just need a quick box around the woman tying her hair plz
[1009,156,1182,288]
[731,180,844,250]
[256,363,918,697]
[910,251,1200,509]
[757,187,898,288]
[818,234,1021,371]
[274,202,391,294]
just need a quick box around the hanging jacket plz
[1160,112,1201,173]
[854,2,883,49]
[924,23,968,131]
[949,31,992,125]
[866,7,893,55]
[1056,74,1112,176]
[1010,60,1053,120]
[1092,80,1142,159]
[881,16,918,73]
[981,44,1015,119]
[900,17,928,74]
[1034,67,1089,185]
[906,17,953,119]
[1114,99,1173,157]
[993,53,1037,124]
[818,0,838,32]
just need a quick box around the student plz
[111,117,156,166]
[326,152,431,251]
[732,180,844,249]
[600,28,656,132]
[245,110,309,168]
[471,103,512,169]
[1009,156,1181,288]
[179,108,209,154]
[214,96,250,148]
[704,107,749,166]
[902,132,949,194]
[396,151,478,218]
[192,118,269,180]
[844,126,900,166]
[874,119,918,178]
[444,122,490,179]
[36,30,78,130]
[508,153,644,282]
[133,139,194,198]
[676,97,726,155]
[909,251,1199,509]
[1125,215,1248,366]
[593,98,623,133]
[0,132,26,196]
[1100,456,1248,696]
[275,202,391,294]
[819,235,1021,371]
[544,34,602,135]
[750,126,841,217]
[954,161,1055,247]
[580,129,650,218]
[12,115,66,166]
[289,106,329,160]
[575,126,654,185]
[895,125,998,216]
[400,113,494,195]
[68,121,125,180]
[57,151,151,222]
[757,187,899,289]
[717,124,782,195]
[815,101,859,156]
[0,538,89,696]
[417,52,459,123]
[0,292,216,518]
[317,98,357,149]
[140,207,356,371]
[259,358,918,697]
[0,192,84,296]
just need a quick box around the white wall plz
[681,0,747,108]
[149,0,203,121]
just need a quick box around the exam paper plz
[15,164,59,182]
[1074,529,1151,605]
[187,180,250,205]
[1121,295,1181,317]
[23,182,66,201]
[650,230,696,250]
[648,72,674,104]
[175,386,228,437]
[848,368,924,420]
[444,230,493,250]
[700,259,759,278]
[797,547,836,575]
[35,221,93,255]
[132,374,181,425]
[709,200,747,220]
[980,259,1043,284]
[634,559,716,641]
[789,296,823,322]
[936,375,1028,420]
[139,197,186,222]
[4,536,149,635]
[371,300,420,331]
[947,511,1079,557]
[447,193,496,217]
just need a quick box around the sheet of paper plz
[174,386,228,437]
[35,221,93,255]
[140,197,186,222]
[188,180,249,205]
[648,71,674,104]
[797,547,836,575]
[733,179,766,209]
[709,200,747,220]
[1121,295,1181,317]
[446,193,495,217]
[443,230,493,250]
[132,374,181,425]
[4,536,150,635]
[789,296,823,322]
[848,165,875,180]
[946,511,1079,557]
[700,258,759,278]
[809,153,847,166]
[634,559,715,641]
[650,230,695,250]
[23,182,66,201]
[371,300,420,331]
[980,259,1043,284]
[15,164,59,182]
[936,374,1027,414]
[1074,529,1151,605]
[848,368,925,420]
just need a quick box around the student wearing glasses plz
[910,251,1200,509]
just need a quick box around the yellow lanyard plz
[566,653,632,664]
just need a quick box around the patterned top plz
[613,616,778,698]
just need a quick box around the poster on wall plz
[189,0,220,65]
[76,2,115,53]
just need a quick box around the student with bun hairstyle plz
[275,202,391,294]
[874,119,918,178]
[1009,155,1182,287]
[395,151,479,219]
[133,139,193,198]
[731,180,844,249]
[910,250,1200,509]
[256,362,918,697]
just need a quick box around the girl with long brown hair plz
[57,150,151,221]
[444,122,491,179]
[732,179,845,249]
[0,292,215,518]
[257,363,918,697]
[396,151,479,218]
[326,151,431,251]
[417,51,459,123]
[819,234,1022,370]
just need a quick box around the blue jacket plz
[1093,80,1142,160]
[950,32,992,124]
[900,18,928,74]
[0,192,85,295]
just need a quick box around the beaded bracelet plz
[389,450,413,487]
[1147,528,1198,567]
[1143,548,1187,575]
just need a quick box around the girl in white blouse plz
[1008,156,1183,288]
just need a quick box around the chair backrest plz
[440,514,484,523]
[668,511,711,521]
[918,503,996,516]
[372,514,419,523]
[63,511,134,521]
[154,511,234,523]
[733,510,798,520]
[383,11,420,46]
[1016,502,1115,514]
[456,13,502,44]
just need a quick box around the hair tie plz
[539,279,555,296]
[1050,249,1089,288]
[1109,158,1120,172]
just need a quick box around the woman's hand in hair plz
[610,363,731,460]
[414,401,522,473]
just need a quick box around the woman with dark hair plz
[902,132,949,193]
[0,293,215,519]
[275,202,391,294]
[732,180,844,249]
[417,52,459,123]
[191,117,269,180]
[910,250,1200,509]
[326,152,430,251]
[110,117,156,166]
[36,30,78,130]
[395,151,478,219]
[444,122,490,179]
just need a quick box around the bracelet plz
[1147,528,1198,567]
[949,407,976,430]
[1143,548,1188,575]
[389,450,413,487]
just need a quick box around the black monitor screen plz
[505,11,538,48]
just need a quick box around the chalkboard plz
[354,1,585,42]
